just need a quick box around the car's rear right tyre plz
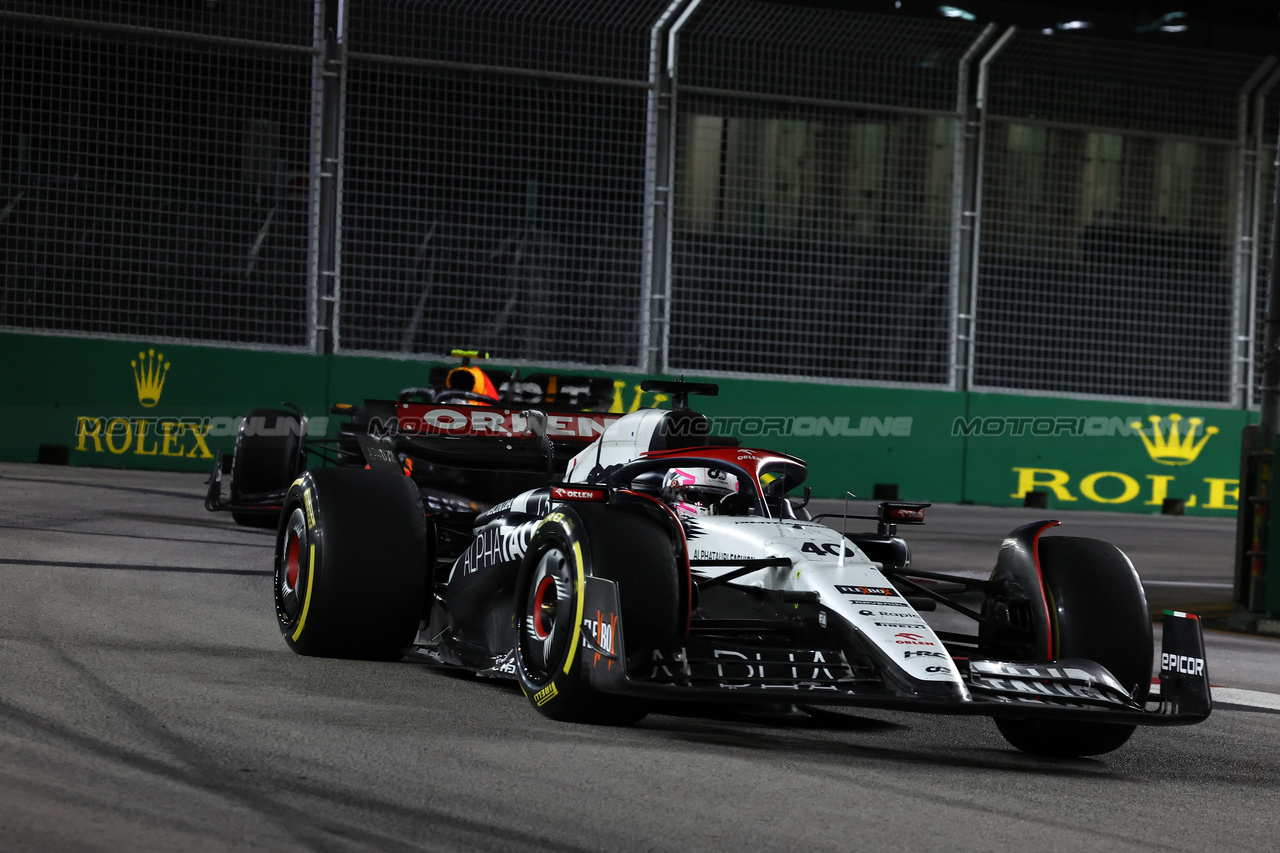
[274,468,427,659]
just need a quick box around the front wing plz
[578,577,1211,726]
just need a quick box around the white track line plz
[1150,682,1280,713]
[1211,688,1280,713]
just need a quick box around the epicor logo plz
[1161,653,1205,676]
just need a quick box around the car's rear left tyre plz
[991,535,1151,758]
[231,407,305,528]
[274,468,427,659]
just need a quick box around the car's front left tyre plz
[513,506,673,725]
[990,535,1151,758]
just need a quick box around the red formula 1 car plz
[205,351,623,526]
[270,381,1211,757]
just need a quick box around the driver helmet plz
[444,365,498,405]
[661,467,737,516]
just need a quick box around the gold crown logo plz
[1129,414,1217,466]
[609,381,668,413]
[131,348,170,408]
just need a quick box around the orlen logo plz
[397,404,617,440]
[894,632,934,646]
[1162,653,1205,676]
[552,487,605,502]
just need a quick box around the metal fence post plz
[1256,123,1280,619]
[949,22,997,392]
[655,0,707,376]
[1230,58,1277,407]
[314,3,345,355]
[964,26,1016,389]
[640,0,696,374]
[1248,68,1280,408]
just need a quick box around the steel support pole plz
[963,26,1017,389]
[948,22,997,392]
[640,0,697,373]
[1246,66,1280,405]
[1232,71,1280,630]
[1231,59,1277,407]
[314,15,343,355]
[1258,125,1280,617]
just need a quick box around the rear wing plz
[423,368,618,410]
[361,401,620,473]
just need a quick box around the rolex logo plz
[1130,414,1217,466]
[131,348,170,408]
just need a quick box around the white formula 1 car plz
[272,381,1211,757]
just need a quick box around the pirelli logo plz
[533,683,559,706]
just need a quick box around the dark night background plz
[781,1,1280,54]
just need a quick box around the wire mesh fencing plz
[970,32,1274,405]
[2,2,1277,407]
[665,1,988,386]
[334,0,666,366]
[0,3,320,348]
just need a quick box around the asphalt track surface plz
[2,462,1279,852]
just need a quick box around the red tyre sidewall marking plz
[532,575,555,640]
[286,533,300,590]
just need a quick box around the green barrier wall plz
[961,392,1256,516]
[0,332,1254,515]
[686,378,966,504]
[0,334,328,472]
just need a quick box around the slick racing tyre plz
[993,536,1152,758]
[231,407,305,528]
[275,468,427,659]
[513,504,680,725]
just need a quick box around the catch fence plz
[2,0,1277,406]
